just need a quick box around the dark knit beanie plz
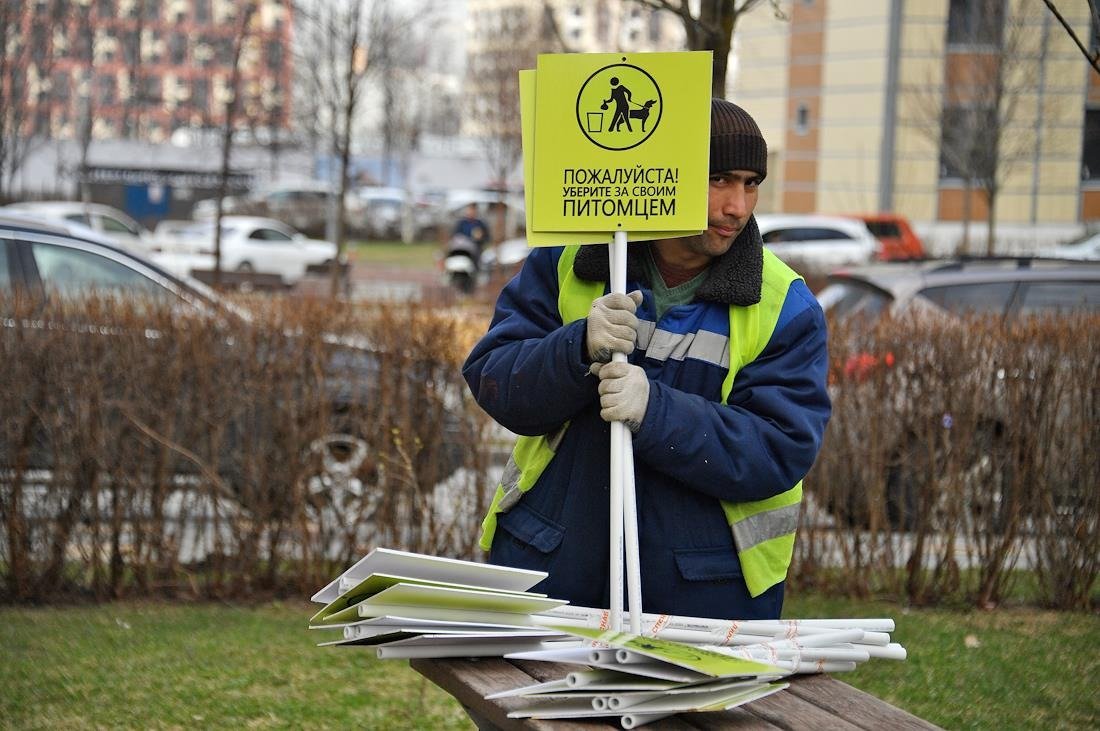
[710,98,767,180]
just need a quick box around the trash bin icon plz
[586,111,604,133]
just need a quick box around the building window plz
[141,75,162,103]
[193,79,208,109]
[95,74,115,105]
[947,0,1004,47]
[266,40,283,68]
[122,30,140,66]
[939,105,997,180]
[1082,108,1100,181]
[170,33,187,65]
[795,103,810,135]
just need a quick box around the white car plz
[1,200,154,256]
[1043,231,1100,260]
[755,214,881,272]
[151,215,340,284]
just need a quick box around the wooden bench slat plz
[411,657,572,731]
[784,675,942,730]
[737,682,866,731]
[676,706,784,730]
[411,657,931,731]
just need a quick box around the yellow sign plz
[531,52,712,233]
[520,70,698,247]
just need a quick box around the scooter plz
[443,234,480,293]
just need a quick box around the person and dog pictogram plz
[577,61,663,150]
[601,77,657,133]
[602,77,633,131]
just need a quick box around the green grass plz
[2,598,1097,730]
[0,601,471,730]
[784,593,1100,730]
[347,240,442,269]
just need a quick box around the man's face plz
[679,170,761,260]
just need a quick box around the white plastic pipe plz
[608,230,642,634]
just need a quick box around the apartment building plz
[14,0,292,144]
[731,0,1097,249]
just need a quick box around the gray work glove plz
[585,290,643,363]
[590,361,650,433]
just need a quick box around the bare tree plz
[0,0,68,200]
[295,0,392,297]
[74,2,99,206]
[1041,0,1100,74]
[465,10,545,244]
[374,3,439,190]
[626,0,785,97]
[212,2,260,287]
[119,0,148,139]
[904,1,1060,255]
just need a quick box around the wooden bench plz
[412,657,941,730]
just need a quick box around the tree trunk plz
[701,0,739,97]
[214,3,256,288]
[957,178,973,257]
[985,190,997,256]
[330,127,351,299]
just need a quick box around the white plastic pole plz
[608,235,625,631]
[608,230,642,634]
[622,433,642,635]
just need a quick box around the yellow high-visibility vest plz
[480,245,803,597]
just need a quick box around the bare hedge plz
[0,296,497,602]
[799,313,1099,610]
[1,298,1096,609]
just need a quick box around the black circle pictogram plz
[576,62,663,151]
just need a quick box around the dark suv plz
[817,257,1098,530]
[817,257,1100,322]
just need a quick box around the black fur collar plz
[571,217,764,307]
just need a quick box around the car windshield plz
[863,221,900,238]
[817,280,890,322]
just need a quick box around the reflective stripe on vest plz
[479,244,803,597]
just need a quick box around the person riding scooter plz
[444,204,490,293]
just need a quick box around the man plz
[462,99,830,621]
[453,203,490,251]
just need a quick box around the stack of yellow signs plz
[309,549,907,725]
[308,547,572,659]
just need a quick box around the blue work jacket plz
[462,230,831,620]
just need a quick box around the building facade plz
[12,0,292,145]
[463,0,686,136]
[731,0,1096,251]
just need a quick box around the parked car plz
[1042,230,1100,260]
[755,214,881,273]
[818,257,1100,530]
[151,216,341,285]
[817,257,1100,323]
[479,236,531,278]
[352,186,442,241]
[415,189,526,243]
[0,212,468,498]
[195,185,351,239]
[191,195,246,221]
[2,200,154,256]
[846,213,926,261]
